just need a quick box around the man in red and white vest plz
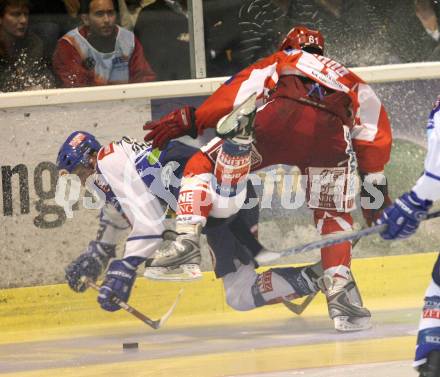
[53,0,155,87]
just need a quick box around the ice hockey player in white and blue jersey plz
[56,131,325,315]
[378,96,440,377]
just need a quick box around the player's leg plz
[222,261,323,311]
[95,155,169,307]
[144,143,251,281]
[304,106,371,331]
[415,254,440,377]
[313,211,371,332]
[310,141,372,332]
[145,98,257,281]
[209,204,324,311]
[205,187,324,310]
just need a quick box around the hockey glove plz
[143,106,197,149]
[360,172,392,226]
[98,257,144,312]
[65,241,116,293]
[377,191,432,240]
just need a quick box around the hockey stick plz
[281,237,362,316]
[282,291,318,315]
[85,278,183,330]
[256,209,440,265]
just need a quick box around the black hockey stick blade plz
[256,209,440,265]
[282,292,318,315]
[84,278,183,330]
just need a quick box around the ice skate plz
[144,224,202,281]
[418,351,440,377]
[216,93,257,144]
[321,273,371,332]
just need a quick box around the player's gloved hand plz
[143,106,197,149]
[65,241,116,293]
[377,191,432,240]
[360,172,392,226]
[98,257,144,312]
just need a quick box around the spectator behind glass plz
[415,0,440,59]
[52,0,156,87]
[204,0,243,76]
[134,0,190,81]
[29,1,80,61]
[0,0,55,92]
[236,0,287,68]
[134,0,280,80]
[118,0,154,31]
[416,0,440,41]
[204,0,286,76]
[136,0,262,80]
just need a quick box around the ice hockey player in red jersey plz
[143,26,393,332]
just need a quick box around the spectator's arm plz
[415,0,440,40]
[129,37,156,83]
[52,39,91,87]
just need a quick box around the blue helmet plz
[56,131,102,173]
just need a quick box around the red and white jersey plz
[195,49,392,173]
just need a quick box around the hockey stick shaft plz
[256,210,440,265]
[85,279,161,329]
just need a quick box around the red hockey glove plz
[360,172,392,226]
[143,106,197,149]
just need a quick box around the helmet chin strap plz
[89,153,98,170]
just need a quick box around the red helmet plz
[279,26,324,55]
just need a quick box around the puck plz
[123,342,139,350]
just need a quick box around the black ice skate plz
[144,224,202,281]
[418,351,440,377]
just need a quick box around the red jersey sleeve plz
[347,73,392,174]
[195,53,281,133]
[352,105,392,174]
[129,37,156,83]
[52,39,91,88]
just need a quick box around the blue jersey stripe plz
[425,170,440,181]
